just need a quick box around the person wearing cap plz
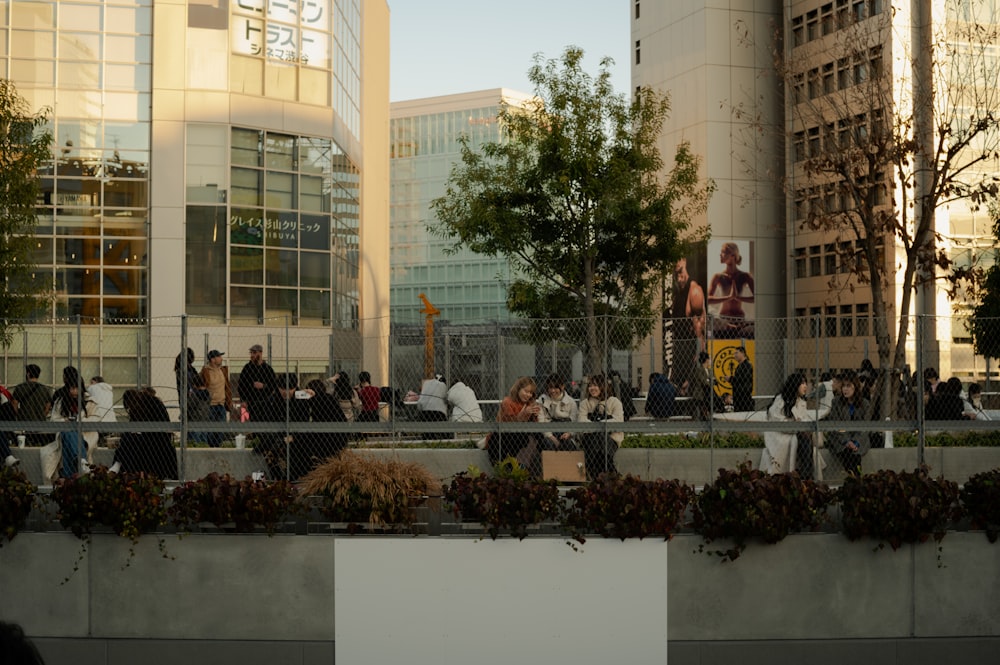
[200,350,232,448]
[238,344,276,421]
[11,364,53,446]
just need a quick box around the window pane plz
[231,167,262,206]
[185,206,226,317]
[231,246,263,285]
[231,286,263,321]
[299,213,329,250]
[265,248,297,286]
[230,207,265,245]
[300,251,329,288]
[232,128,262,167]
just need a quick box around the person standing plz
[237,344,276,421]
[729,346,754,412]
[50,366,86,478]
[200,350,232,448]
[689,351,715,420]
[11,364,53,446]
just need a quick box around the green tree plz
[431,47,714,372]
[0,78,51,344]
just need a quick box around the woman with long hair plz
[826,372,871,476]
[762,372,824,478]
[50,366,86,478]
[110,389,178,479]
[576,374,624,479]
[175,347,208,443]
[489,376,544,476]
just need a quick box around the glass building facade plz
[0,0,388,392]
[389,90,532,326]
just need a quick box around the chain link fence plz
[1,314,998,483]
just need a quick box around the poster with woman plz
[706,239,755,340]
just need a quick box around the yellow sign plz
[709,340,755,399]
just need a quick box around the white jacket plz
[761,395,826,479]
[447,382,483,422]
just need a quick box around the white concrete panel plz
[230,94,284,130]
[152,3,186,90]
[335,538,668,664]
[705,8,732,66]
[151,88,184,121]
[184,90,231,123]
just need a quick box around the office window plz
[856,303,870,336]
[840,305,853,336]
[795,247,807,278]
[635,40,640,65]
[809,245,822,277]
[821,3,835,35]
[793,16,804,46]
[795,308,808,338]
[793,131,806,162]
[810,307,822,337]
[825,252,837,275]
[806,10,819,41]
[825,306,838,337]
[635,0,640,19]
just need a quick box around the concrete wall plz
[11,445,1000,488]
[1,532,997,664]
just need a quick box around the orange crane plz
[418,293,440,380]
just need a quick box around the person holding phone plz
[489,376,544,476]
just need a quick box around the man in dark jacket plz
[253,373,311,480]
[730,346,754,412]
[238,344,277,421]
[645,372,677,419]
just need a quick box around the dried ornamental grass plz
[298,452,437,527]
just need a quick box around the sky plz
[388,0,631,102]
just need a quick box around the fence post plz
[75,315,84,475]
[916,315,925,465]
[180,316,188,481]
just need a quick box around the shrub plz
[835,465,961,550]
[960,468,1000,542]
[0,466,37,547]
[51,467,166,543]
[564,474,693,543]
[692,462,833,561]
[168,472,301,535]
[444,461,562,540]
[298,451,438,529]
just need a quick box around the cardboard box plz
[542,450,587,482]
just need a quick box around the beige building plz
[0,0,390,397]
[633,0,1000,389]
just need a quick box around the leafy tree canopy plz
[431,47,713,370]
[0,78,51,344]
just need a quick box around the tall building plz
[0,0,389,395]
[389,89,531,326]
[389,89,563,398]
[633,0,1000,388]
